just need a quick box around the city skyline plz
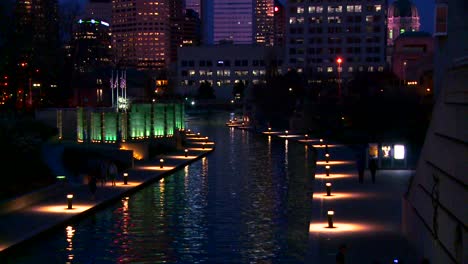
[62,0,435,33]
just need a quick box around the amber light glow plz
[278,134,303,138]
[165,154,198,159]
[316,160,354,165]
[33,204,93,214]
[312,192,371,200]
[135,165,176,171]
[309,222,379,234]
[188,147,213,151]
[315,173,354,179]
[311,144,341,148]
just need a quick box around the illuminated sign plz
[394,145,405,160]
[77,19,110,27]
[381,145,391,158]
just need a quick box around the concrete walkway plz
[0,132,214,256]
[240,126,417,264]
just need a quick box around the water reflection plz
[5,112,315,264]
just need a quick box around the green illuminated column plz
[166,104,174,136]
[77,107,84,142]
[153,104,165,137]
[91,112,102,142]
[104,112,118,142]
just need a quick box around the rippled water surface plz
[6,112,315,264]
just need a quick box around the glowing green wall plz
[76,102,183,143]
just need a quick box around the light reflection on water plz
[4,112,314,264]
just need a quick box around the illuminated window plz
[297,7,304,14]
[400,28,405,34]
[327,67,333,72]
[394,145,405,160]
[354,5,362,12]
[375,5,381,12]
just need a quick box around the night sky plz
[62,0,435,33]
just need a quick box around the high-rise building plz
[73,18,112,73]
[255,0,275,46]
[15,0,59,65]
[203,0,274,45]
[112,0,170,69]
[182,9,202,47]
[169,0,186,63]
[285,0,387,77]
[387,0,420,46]
[273,0,285,47]
[84,0,112,22]
[186,0,201,15]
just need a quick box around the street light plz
[325,165,330,176]
[185,149,188,157]
[160,158,164,168]
[67,194,74,209]
[336,57,343,100]
[325,153,330,163]
[327,210,335,228]
[123,172,128,185]
[326,182,332,196]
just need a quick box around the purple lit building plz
[203,0,275,45]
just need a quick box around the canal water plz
[6,111,315,264]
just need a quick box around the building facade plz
[286,0,387,78]
[186,0,201,15]
[273,0,286,47]
[387,0,420,46]
[84,0,112,22]
[112,0,170,69]
[402,0,468,263]
[202,0,275,45]
[176,44,284,99]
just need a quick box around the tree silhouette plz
[197,81,215,99]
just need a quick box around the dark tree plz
[197,81,215,99]
[232,81,245,99]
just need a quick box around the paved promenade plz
[237,125,417,264]
[0,132,214,257]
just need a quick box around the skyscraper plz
[112,0,170,69]
[186,0,201,15]
[273,0,285,47]
[286,0,387,77]
[203,0,275,45]
[84,0,112,22]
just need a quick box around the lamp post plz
[327,210,335,228]
[320,138,324,146]
[67,194,74,209]
[403,61,407,86]
[202,142,206,149]
[326,182,332,196]
[185,149,188,157]
[123,172,128,185]
[325,165,330,176]
[160,158,164,168]
[325,153,330,163]
[336,57,342,100]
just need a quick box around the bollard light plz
[285,130,289,134]
[185,149,188,157]
[305,134,309,138]
[325,153,330,163]
[327,210,334,228]
[197,132,200,138]
[325,165,330,176]
[320,138,324,146]
[123,172,128,185]
[268,127,272,131]
[326,182,332,196]
[160,158,164,168]
[202,142,206,149]
[67,194,74,209]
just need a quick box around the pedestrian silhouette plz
[88,175,97,200]
[336,243,347,264]
[356,152,365,184]
[369,158,378,183]
[108,162,117,186]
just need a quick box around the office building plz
[84,0,112,22]
[176,44,283,99]
[112,0,170,69]
[286,0,387,77]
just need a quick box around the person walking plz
[88,175,97,200]
[369,158,378,183]
[108,162,117,186]
[336,244,347,264]
[356,152,365,183]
